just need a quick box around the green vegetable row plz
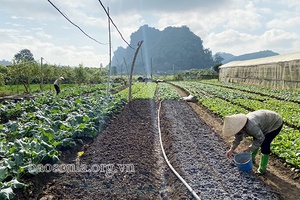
[175,81,300,129]
[117,82,181,101]
[156,82,181,100]
[202,79,300,103]
[0,84,107,124]
[0,85,125,199]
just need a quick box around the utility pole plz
[151,57,153,80]
[120,63,123,78]
[40,57,44,91]
[106,7,112,97]
[123,57,129,76]
[173,64,175,78]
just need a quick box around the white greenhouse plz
[219,52,300,89]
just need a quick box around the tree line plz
[0,49,109,93]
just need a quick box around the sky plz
[1,0,300,67]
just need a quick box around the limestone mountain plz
[110,25,216,75]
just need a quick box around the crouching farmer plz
[223,110,283,175]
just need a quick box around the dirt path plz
[160,100,280,199]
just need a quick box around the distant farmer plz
[223,110,283,175]
[54,76,64,95]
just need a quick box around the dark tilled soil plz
[160,100,280,200]
[187,101,300,200]
[15,98,300,199]
[15,100,189,200]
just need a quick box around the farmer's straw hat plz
[222,114,248,137]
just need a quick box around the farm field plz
[0,81,299,199]
[172,80,300,169]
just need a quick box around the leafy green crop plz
[156,83,181,100]
[0,84,126,199]
[117,82,157,100]
[117,82,181,101]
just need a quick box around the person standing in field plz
[223,110,283,175]
[54,76,64,95]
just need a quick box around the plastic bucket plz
[234,153,252,172]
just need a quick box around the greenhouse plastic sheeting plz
[219,52,300,89]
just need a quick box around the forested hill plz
[110,25,216,75]
[220,50,279,64]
